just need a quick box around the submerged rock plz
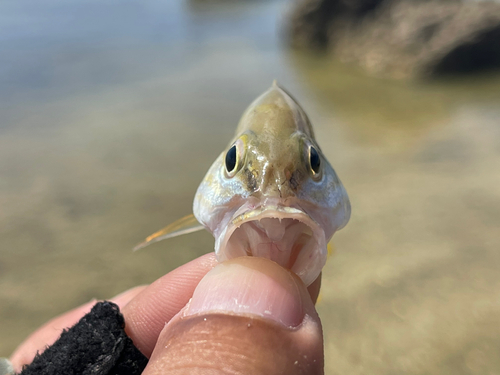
[287,0,500,78]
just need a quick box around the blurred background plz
[1,0,500,373]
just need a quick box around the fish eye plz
[224,137,247,178]
[225,145,237,174]
[309,145,321,177]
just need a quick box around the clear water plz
[1,1,500,373]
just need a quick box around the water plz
[1,1,500,373]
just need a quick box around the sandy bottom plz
[1,1,500,374]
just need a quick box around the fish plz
[135,81,351,286]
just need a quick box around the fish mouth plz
[215,205,327,286]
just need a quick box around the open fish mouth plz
[215,205,327,286]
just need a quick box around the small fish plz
[135,82,350,286]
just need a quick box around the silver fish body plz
[192,83,350,286]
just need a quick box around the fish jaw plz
[213,200,327,286]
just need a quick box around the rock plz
[287,0,385,50]
[286,0,500,78]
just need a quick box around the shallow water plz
[1,1,500,373]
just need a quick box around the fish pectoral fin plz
[133,213,205,251]
[327,242,335,259]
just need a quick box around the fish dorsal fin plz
[133,213,205,251]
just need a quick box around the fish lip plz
[215,204,327,286]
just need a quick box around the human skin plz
[9,254,324,374]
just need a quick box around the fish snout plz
[260,165,296,199]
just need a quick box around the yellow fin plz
[133,213,205,251]
[315,243,336,305]
[316,293,323,305]
[327,242,336,258]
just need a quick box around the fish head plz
[193,83,351,286]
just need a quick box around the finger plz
[121,252,218,357]
[111,285,148,307]
[9,286,146,373]
[143,257,324,375]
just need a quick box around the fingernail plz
[185,257,305,327]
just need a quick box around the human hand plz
[9,254,324,374]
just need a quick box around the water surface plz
[1,1,500,374]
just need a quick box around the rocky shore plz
[286,0,500,78]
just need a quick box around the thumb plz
[143,257,324,375]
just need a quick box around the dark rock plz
[287,0,386,49]
[286,0,500,78]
